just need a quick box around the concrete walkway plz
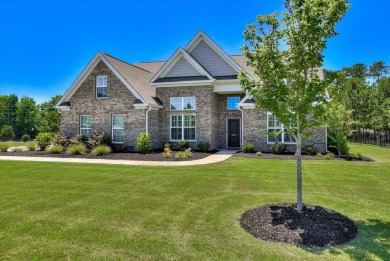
[0,150,238,166]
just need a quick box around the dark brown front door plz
[227,119,240,148]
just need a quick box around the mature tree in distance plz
[239,0,350,212]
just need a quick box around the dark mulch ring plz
[234,152,374,162]
[240,203,358,247]
[0,149,218,161]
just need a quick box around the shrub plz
[175,148,192,159]
[197,142,211,152]
[22,134,30,142]
[256,151,262,156]
[0,144,10,152]
[303,144,316,155]
[27,142,36,151]
[36,132,52,150]
[162,141,173,149]
[356,152,363,160]
[316,152,323,157]
[66,143,87,155]
[162,150,172,158]
[70,134,88,144]
[325,152,334,159]
[51,132,70,148]
[242,142,255,153]
[1,125,15,141]
[136,132,152,154]
[91,145,112,156]
[270,143,287,154]
[11,147,23,152]
[47,144,63,154]
[89,132,111,147]
[177,140,190,150]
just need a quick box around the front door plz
[227,119,240,148]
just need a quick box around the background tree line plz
[0,94,61,140]
[326,61,390,134]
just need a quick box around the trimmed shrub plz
[270,143,287,154]
[91,145,112,156]
[162,150,172,158]
[177,140,190,150]
[1,125,15,141]
[47,144,63,154]
[51,132,70,148]
[242,142,255,153]
[66,143,87,155]
[89,132,111,147]
[22,134,30,142]
[0,144,10,152]
[303,144,316,155]
[136,132,152,154]
[316,152,323,157]
[256,151,263,156]
[197,142,211,152]
[325,152,335,159]
[356,152,363,160]
[36,132,52,150]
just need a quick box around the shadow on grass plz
[306,219,390,260]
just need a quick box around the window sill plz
[96,97,108,100]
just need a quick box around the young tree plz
[37,95,62,133]
[239,0,350,212]
[15,96,38,138]
[327,102,353,157]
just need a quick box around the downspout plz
[145,105,152,134]
[238,105,244,146]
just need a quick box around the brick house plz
[55,31,327,152]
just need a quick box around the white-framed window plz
[96,75,108,98]
[170,114,196,141]
[112,114,124,143]
[227,97,240,110]
[80,115,92,138]
[170,97,196,111]
[267,113,295,144]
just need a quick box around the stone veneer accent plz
[60,61,150,150]
[243,107,327,153]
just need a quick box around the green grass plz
[0,140,37,148]
[0,144,389,260]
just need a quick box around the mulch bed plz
[0,150,218,161]
[240,203,357,247]
[234,152,374,162]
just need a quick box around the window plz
[267,113,295,144]
[96,75,107,98]
[80,115,92,138]
[170,97,196,111]
[170,114,196,141]
[112,114,124,143]
[227,97,240,110]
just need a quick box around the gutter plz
[145,105,152,134]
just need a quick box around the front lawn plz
[0,143,389,260]
[0,140,36,148]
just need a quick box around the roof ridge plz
[102,52,152,73]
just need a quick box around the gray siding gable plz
[164,56,202,77]
[190,40,237,76]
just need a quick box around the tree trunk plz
[296,114,303,213]
[296,136,303,213]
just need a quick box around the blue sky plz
[0,0,389,104]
